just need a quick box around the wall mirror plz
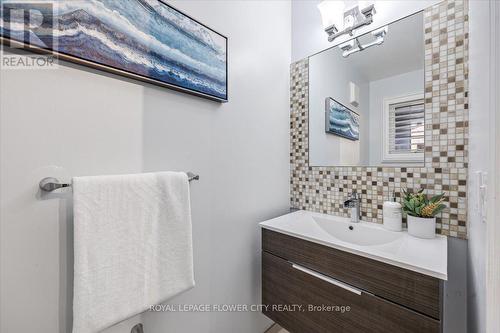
[308,12,424,167]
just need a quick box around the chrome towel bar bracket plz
[186,172,200,182]
[39,172,200,192]
[39,177,71,192]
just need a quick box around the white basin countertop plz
[260,210,448,280]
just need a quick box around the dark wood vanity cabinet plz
[261,229,443,333]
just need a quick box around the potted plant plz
[402,188,446,239]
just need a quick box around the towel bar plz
[39,172,200,192]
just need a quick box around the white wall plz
[0,1,291,333]
[368,69,424,166]
[467,1,492,332]
[309,48,369,166]
[291,0,440,62]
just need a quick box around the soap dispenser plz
[383,192,402,231]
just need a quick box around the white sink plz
[312,216,403,246]
[259,210,447,280]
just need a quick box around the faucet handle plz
[350,191,361,200]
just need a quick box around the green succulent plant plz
[402,188,446,218]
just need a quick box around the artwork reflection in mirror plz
[309,12,424,167]
[325,98,360,141]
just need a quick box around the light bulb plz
[317,1,345,30]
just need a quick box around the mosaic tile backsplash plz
[290,0,468,239]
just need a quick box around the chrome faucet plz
[344,191,361,223]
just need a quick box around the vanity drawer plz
[262,251,440,333]
[262,229,441,319]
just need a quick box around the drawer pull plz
[291,263,362,295]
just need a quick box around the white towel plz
[72,172,195,333]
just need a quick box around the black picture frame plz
[324,97,360,141]
[0,0,228,102]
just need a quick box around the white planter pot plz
[407,215,436,239]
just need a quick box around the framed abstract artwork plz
[325,97,360,141]
[0,0,228,102]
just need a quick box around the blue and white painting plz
[325,98,360,141]
[0,0,227,101]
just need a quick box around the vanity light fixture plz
[340,25,388,57]
[317,1,376,43]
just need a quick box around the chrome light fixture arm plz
[324,4,376,43]
[341,25,387,57]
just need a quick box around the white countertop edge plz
[260,223,448,281]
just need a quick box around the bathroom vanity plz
[260,210,447,333]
